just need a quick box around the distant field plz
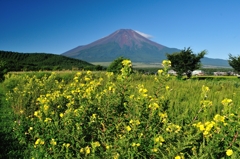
[91,62,233,69]
[91,62,162,68]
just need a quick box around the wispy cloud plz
[135,30,153,39]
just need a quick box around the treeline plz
[0,51,105,72]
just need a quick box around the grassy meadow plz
[0,60,239,158]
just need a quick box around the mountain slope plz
[0,50,95,71]
[201,57,229,67]
[62,29,180,62]
[62,29,230,67]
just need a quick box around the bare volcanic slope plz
[62,29,180,62]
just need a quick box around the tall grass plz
[0,82,26,158]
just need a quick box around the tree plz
[228,54,240,73]
[166,47,206,78]
[107,57,132,74]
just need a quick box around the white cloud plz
[135,30,153,39]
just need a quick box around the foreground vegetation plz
[1,60,240,158]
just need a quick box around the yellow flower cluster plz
[35,138,45,145]
[122,59,132,67]
[91,141,100,148]
[175,154,185,159]
[213,114,225,123]
[148,102,159,110]
[44,117,52,123]
[125,125,132,132]
[158,69,164,75]
[80,146,91,155]
[129,119,141,126]
[63,143,70,148]
[221,98,232,106]
[166,123,181,133]
[119,59,132,79]
[34,110,42,120]
[154,135,165,146]
[50,138,57,146]
[200,100,212,108]
[131,142,140,147]
[159,112,168,123]
[175,153,185,159]
[193,121,215,136]
[162,60,171,68]
[90,113,97,122]
[201,85,210,99]
[138,84,148,97]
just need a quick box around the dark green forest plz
[0,51,104,72]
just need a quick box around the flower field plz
[1,60,240,158]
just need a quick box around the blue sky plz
[0,0,239,60]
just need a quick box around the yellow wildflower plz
[129,119,134,124]
[125,125,131,132]
[85,146,90,154]
[201,100,212,108]
[154,136,165,146]
[129,119,140,126]
[139,133,143,137]
[122,59,132,66]
[50,139,57,146]
[86,70,92,75]
[202,85,210,92]
[80,146,91,154]
[113,152,120,159]
[159,112,168,118]
[221,98,232,106]
[226,149,233,156]
[162,60,171,67]
[76,72,82,76]
[35,138,44,145]
[28,127,33,131]
[40,140,45,145]
[151,148,158,152]
[105,144,110,150]
[63,143,70,148]
[158,69,163,74]
[85,77,90,81]
[44,118,52,122]
[43,105,49,113]
[213,114,225,122]
[60,113,64,118]
[203,131,209,136]
[199,124,205,131]
[166,123,181,133]
[135,120,140,125]
[92,141,100,148]
[80,148,84,153]
[166,85,170,90]
[149,102,159,110]
[131,142,140,147]
[92,114,97,119]
[35,138,41,145]
[175,156,181,159]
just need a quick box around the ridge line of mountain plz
[62,29,230,67]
